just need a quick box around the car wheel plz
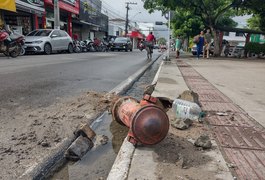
[130,48,132,52]
[44,43,52,55]
[125,48,128,52]
[68,43,73,53]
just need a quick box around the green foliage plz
[245,42,265,54]
[171,10,204,38]
[157,37,167,45]
[247,15,261,31]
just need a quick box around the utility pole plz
[54,0,60,29]
[125,2,137,36]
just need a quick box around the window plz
[51,30,61,37]
[236,32,244,37]
[224,32,229,36]
[59,30,68,37]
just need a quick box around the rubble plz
[171,118,193,130]
[194,134,212,149]
[178,90,200,105]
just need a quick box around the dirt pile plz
[0,91,118,179]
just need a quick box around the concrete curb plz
[107,60,165,180]
[20,54,162,180]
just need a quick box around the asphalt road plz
[0,50,160,109]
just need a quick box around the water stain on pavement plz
[157,77,177,84]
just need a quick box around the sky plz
[101,0,169,38]
[101,0,166,23]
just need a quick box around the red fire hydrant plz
[112,95,169,145]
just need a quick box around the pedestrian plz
[203,29,212,59]
[175,36,181,58]
[194,31,205,60]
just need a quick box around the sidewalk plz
[108,54,233,180]
[108,53,265,180]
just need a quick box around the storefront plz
[2,0,45,35]
[79,0,108,40]
[44,0,80,37]
[127,30,144,49]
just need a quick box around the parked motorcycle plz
[0,29,25,58]
[79,40,88,52]
[73,40,81,53]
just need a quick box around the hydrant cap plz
[131,105,169,145]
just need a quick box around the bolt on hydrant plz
[111,94,170,145]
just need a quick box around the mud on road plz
[0,91,118,179]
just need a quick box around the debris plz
[194,135,212,149]
[171,119,193,130]
[65,136,94,161]
[41,141,50,147]
[216,112,229,116]
[178,90,200,105]
[227,163,237,168]
[75,123,96,140]
[98,135,109,145]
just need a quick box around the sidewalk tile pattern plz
[177,60,265,180]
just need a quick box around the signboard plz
[0,0,16,12]
[79,0,101,24]
[44,0,80,14]
[16,0,44,13]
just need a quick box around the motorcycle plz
[138,41,145,51]
[0,29,25,58]
[73,40,81,53]
[79,40,88,52]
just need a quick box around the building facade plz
[1,0,108,39]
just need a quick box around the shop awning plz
[0,0,16,12]
[127,31,144,39]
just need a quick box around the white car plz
[24,29,73,54]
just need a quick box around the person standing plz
[204,29,212,59]
[196,31,205,60]
[175,36,181,58]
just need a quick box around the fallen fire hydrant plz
[111,95,170,145]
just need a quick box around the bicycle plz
[145,42,153,59]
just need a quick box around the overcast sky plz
[101,0,166,23]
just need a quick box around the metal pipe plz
[112,96,169,145]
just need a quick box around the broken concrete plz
[171,118,193,130]
[178,90,200,105]
[194,134,212,149]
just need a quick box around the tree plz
[157,37,167,45]
[143,0,244,56]
[241,0,265,31]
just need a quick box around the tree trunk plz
[212,28,221,57]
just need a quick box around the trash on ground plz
[216,112,229,116]
[173,98,202,121]
[194,134,212,149]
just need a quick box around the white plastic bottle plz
[172,99,202,121]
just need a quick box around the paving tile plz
[212,126,265,150]
[207,113,261,127]
[201,102,242,112]
[224,148,265,179]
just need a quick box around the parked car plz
[191,40,229,56]
[191,43,214,56]
[110,37,132,52]
[24,29,73,54]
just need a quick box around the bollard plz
[112,96,169,145]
